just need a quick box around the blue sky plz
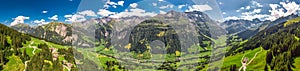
[1,0,300,26]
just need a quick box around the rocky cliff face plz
[11,22,72,45]
[221,18,262,35]
[93,11,225,54]
[11,11,225,49]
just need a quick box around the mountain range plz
[1,10,300,71]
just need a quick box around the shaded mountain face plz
[93,11,224,53]
[11,23,35,34]
[235,14,299,39]
[11,11,225,49]
[221,18,262,35]
[11,22,72,45]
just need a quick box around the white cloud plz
[241,9,262,15]
[108,2,118,5]
[245,6,251,10]
[64,15,73,18]
[251,1,263,7]
[178,5,186,9]
[227,9,269,21]
[280,2,299,16]
[10,16,30,26]
[222,12,226,14]
[269,4,279,10]
[235,2,262,13]
[228,1,300,21]
[78,10,97,17]
[112,5,117,8]
[240,7,245,10]
[236,7,245,12]
[152,3,157,6]
[160,10,167,14]
[159,4,174,9]
[130,3,138,8]
[49,15,58,21]
[118,1,124,6]
[267,1,300,21]
[42,11,48,14]
[240,14,269,21]
[225,16,240,20]
[158,0,164,2]
[219,2,224,5]
[109,8,157,18]
[64,14,86,22]
[33,19,49,25]
[185,5,213,12]
[97,9,116,17]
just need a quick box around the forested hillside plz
[224,17,300,70]
[0,23,77,71]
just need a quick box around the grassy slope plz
[20,37,68,57]
[30,37,69,49]
[2,55,25,71]
[222,47,266,70]
[294,57,300,70]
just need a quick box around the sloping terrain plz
[223,17,300,71]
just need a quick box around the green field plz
[222,47,266,70]
[30,38,69,49]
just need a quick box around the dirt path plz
[28,41,37,55]
[239,47,262,71]
[63,65,71,71]
[23,61,29,71]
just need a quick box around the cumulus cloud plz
[42,11,48,14]
[229,1,300,21]
[251,1,263,7]
[225,16,240,20]
[240,14,269,21]
[130,3,138,8]
[227,9,269,21]
[236,1,262,13]
[64,14,86,22]
[49,15,58,21]
[241,9,269,20]
[109,8,157,18]
[241,9,262,15]
[267,1,300,21]
[78,10,97,17]
[108,2,118,5]
[158,0,164,2]
[160,10,167,14]
[222,12,226,14]
[152,3,157,7]
[33,19,49,25]
[159,4,174,9]
[97,9,116,17]
[245,6,251,10]
[105,1,124,8]
[219,2,224,5]
[178,4,186,9]
[118,1,124,6]
[185,5,213,12]
[10,16,30,26]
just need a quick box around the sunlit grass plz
[293,57,300,70]
[222,47,265,70]
[284,17,300,27]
